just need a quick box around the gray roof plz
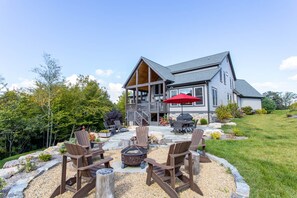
[168,68,220,86]
[141,57,174,82]
[235,79,263,98]
[167,51,229,73]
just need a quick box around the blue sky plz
[1,0,297,102]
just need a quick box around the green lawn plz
[0,149,43,168]
[206,110,297,198]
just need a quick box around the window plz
[170,90,178,106]
[227,93,232,102]
[212,87,218,106]
[220,70,223,83]
[230,77,232,89]
[223,72,226,85]
[194,87,204,105]
[179,88,193,105]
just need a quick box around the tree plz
[116,91,126,122]
[0,75,7,94]
[32,53,63,147]
[263,91,284,110]
[282,92,297,108]
[262,97,276,114]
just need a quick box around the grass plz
[207,110,297,198]
[0,149,43,168]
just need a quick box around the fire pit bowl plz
[121,145,148,169]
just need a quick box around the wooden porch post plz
[148,67,151,125]
[136,69,139,105]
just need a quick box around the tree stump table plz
[184,151,200,175]
[96,168,115,198]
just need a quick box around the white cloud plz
[116,75,121,79]
[289,74,297,81]
[9,79,36,90]
[95,69,113,76]
[279,56,297,70]
[107,83,123,103]
[252,81,297,93]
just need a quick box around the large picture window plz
[194,87,204,105]
[212,87,218,106]
[179,88,193,105]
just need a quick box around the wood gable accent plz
[125,58,165,89]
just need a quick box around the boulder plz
[224,122,237,126]
[208,122,222,129]
[18,151,43,164]
[149,131,164,144]
[0,166,20,179]
[3,160,20,169]
[203,129,224,137]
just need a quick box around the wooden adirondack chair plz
[75,130,104,159]
[131,126,149,149]
[189,129,206,155]
[144,141,203,198]
[114,120,123,131]
[50,143,113,198]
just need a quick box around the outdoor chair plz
[114,120,123,131]
[75,130,105,159]
[144,141,203,198]
[50,143,113,198]
[189,129,206,156]
[172,121,183,133]
[103,121,116,134]
[131,126,149,149]
[189,120,198,133]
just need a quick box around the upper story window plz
[230,77,233,89]
[220,70,223,83]
[223,72,226,85]
[212,87,218,106]
[194,86,204,105]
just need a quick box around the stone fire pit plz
[121,145,147,169]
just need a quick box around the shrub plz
[262,97,276,114]
[255,109,263,114]
[200,118,208,125]
[38,153,52,162]
[227,103,239,117]
[241,106,253,115]
[59,145,67,154]
[211,132,221,139]
[0,177,6,191]
[100,129,110,133]
[22,156,36,173]
[215,105,232,122]
[233,127,244,136]
[289,102,297,111]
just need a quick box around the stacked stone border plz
[206,153,250,198]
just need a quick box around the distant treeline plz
[0,54,125,159]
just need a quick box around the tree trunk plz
[96,168,115,198]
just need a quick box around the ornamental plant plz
[100,129,110,133]
[89,133,96,141]
[215,105,232,122]
[200,118,208,125]
[38,153,52,162]
[211,132,221,140]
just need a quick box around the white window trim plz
[194,86,205,106]
[212,87,218,107]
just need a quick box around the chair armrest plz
[144,158,174,170]
[64,153,83,159]
[77,157,113,171]
[170,150,191,158]
[81,145,90,149]
[201,138,206,146]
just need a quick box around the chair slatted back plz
[75,130,91,148]
[64,143,92,178]
[114,120,121,129]
[165,141,191,175]
[190,129,204,151]
[136,126,149,147]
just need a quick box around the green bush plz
[227,103,239,117]
[0,177,6,191]
[262,97,276,114]
[241,106,253,115]
[22,156,36,173]
[255,109,267,114]
[211,132,221,139]
[233,127,244,136]
[38,153,52,162]
[215,105,232,122]
[200,118,208,125]
[59,143,67,154]
[289,102,297,111]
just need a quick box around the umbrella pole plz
[181,104,183,115]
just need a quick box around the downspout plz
[206,81,211,124]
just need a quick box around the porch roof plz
[235,79,263,98]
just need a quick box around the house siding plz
[239,97,262,109]
[209,57,235,111]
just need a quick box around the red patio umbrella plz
[164,93,200,115]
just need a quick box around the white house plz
[123,51,263,125]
